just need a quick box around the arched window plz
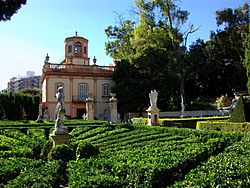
[75,42,82,54]
[79,83,88,101]
[55,82,64,94]
[102,84,110,97]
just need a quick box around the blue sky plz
[0,0,246,90]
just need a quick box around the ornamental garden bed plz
[0,122,249,187]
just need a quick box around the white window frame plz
[79,83,88,100]
[102,84,110,97]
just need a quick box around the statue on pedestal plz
[110,93,118,123]
[54,86,67,134]
[36,102,44,122]
[149,90,158,108]
[86,93,95,120]
[147,90,160,125]
[50,86,71,147]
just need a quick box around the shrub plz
[106,122,135,130]
[230,96,250,122]
[0,158,44,184]
[163,116,229,129]
[197,121,250,132]
[131,117,147,125]
[215,95,231,108]
[6,160,63,188]
[173,135,250,187]
[48,144,75,162]
[76,141,99,160]
[40,140,53,160]
[0,92,40,120]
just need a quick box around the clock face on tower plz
[75,42,82,54]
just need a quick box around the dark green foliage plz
[40,140,53,161]
[76,141,99,160]
[0,122,250,187]
[68,126,240,187]
[173,135,250,187]
[113,47,180,113]
[185,3,249,103]
[244,23,250,93]
[17,88,41,96]
[197,121,250,132]
[48,144,75,162]
[105,122,135,130]
[162,116,229,129]
[6,160,63,188]
[230,96,250,122]
[0,0,27,21]
[26,129,47,159]
[106,1,249,111]
[0,129,47,159]
[230,96,245,122]
[0,158,44,184]
[0,92,40,120]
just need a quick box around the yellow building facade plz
[41,33,114,120]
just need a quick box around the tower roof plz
[65,31,88,42]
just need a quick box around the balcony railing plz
[43,63,114,75]
[72,95,87,103]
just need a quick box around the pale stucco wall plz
[94,79,114,120]
[42,79,46,102]
[45,75,114,119]
[72,78,94,96]
[96,79,114,101]
[47,77,71,102]
[47,103,71,120]
[72,58,85,65]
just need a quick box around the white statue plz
[149,90,158,108]
[54,86,65,130]
[147,90,160,125]
[36,102,43,122]
[50,86,71,146]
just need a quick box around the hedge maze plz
[0,123,249,187]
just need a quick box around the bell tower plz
[64,32,89,65]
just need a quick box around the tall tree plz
[106,0,190,113]
[152,0,190,113]
[214,3,249,62]
[105,18,135,61]
[244,23,250,93]
[185,3,249,104]
[209,3,249,93]
[0,0,27,21]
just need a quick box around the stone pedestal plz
[147,106,160,126]
[86,95,95,120]
[50,86,72,147]
[110,93,118,123]
[50,131,72,147]
[147,90,160,125]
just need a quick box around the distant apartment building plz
[7,72,40,92]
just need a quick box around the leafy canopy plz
[0,0,27,21]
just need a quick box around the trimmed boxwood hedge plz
[0,120,106,129]
[196,121,250,132]
[1,122,249,187]
[132,116,230,129]
[230,96,250,122]
[172,135,250,187]
[48,144,75,162]
[76,141,99,160]
[162,116,230,129]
